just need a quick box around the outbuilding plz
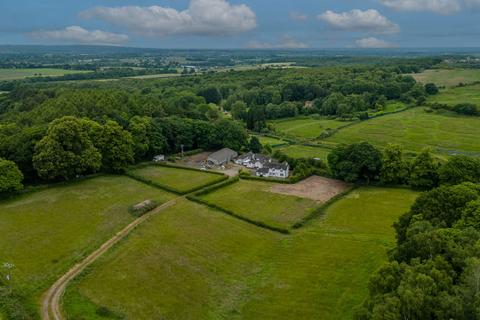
[207,148,238,166]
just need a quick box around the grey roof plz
[208,148,238,161]
[264,161,289,170]
[253,154,271,163]
[237,152,254,161]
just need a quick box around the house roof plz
[237,151,254,161]
[208,148,238,162]
[264,161,289,170]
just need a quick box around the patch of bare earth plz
[269,176,352,202]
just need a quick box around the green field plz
[199,180,319,229]
[276,144,332,161]
[326,107,480,157]
[272,117,351,140]
[0,68,89,80]
[429,83,480,106]
[128,165,226,193]
[253,135,288,146]
[64,187,418,319]
[411,69,480,88]
[0,176,174,308]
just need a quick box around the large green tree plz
[328,142,383,183]
[380,144,409,185]
[95,120,134,173]
[0,158,23,194]
[409,149,439,190]
[33,116,101,180]
[439,155,480,185]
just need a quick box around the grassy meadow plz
[128,165,226,193]
[64,187,418,319]
[326,107,480,158]
[411,69,480,87]
[429,83,480,106]
[0,176,174,306]
[272,117,351,140]
[254,135,288,146]
[199,180,320,229]
[276,144,332,160]
[0,68,89,80]
[63,200,282,320]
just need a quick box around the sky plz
[0,0,480,49]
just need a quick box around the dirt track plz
[270,176,351,202]
[40,198,179,320]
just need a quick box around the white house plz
[255,162,290,179]
[235,153,272,169]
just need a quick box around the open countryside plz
[1,31,480,320]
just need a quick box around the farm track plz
[40,197,180,320]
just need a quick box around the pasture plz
[63,200,281,320]
[272,117,351,140]
[429,83,480,106]
[326,107,480,158]
[0,68,89,80]
[128,165,226,193]
[199,180,320,230]
[0,176,174,307]
[276,144,333,160]
[411,68,480,87]
[63,187,418,319]
[253,135,288,146]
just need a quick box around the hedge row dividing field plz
[0,175,176,313]
[63,187,418,320]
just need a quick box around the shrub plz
[0,158,24,195]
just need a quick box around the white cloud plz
[379,0,480,13]
[247,36,309,49]
[81,0,256,37]
[30,26,129,45]
[355,37,396,48]
[318,9,399,34]
[290,12,308,21]
[379,0,461,14]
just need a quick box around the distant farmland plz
[0,68,89,80]
[411,68,480,88]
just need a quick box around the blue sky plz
[1,0,479,48]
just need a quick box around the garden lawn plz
[272,117,351,140]
[326,107,480,158]
[411,69,480,88]
[0,68,89,80]
[0,176,174,307]
[129,165,226,193]
[199,180,319,230]
[276,144,332,161]
[63,200,281,320]
[64,187,418,320]
[429,83,480,106]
